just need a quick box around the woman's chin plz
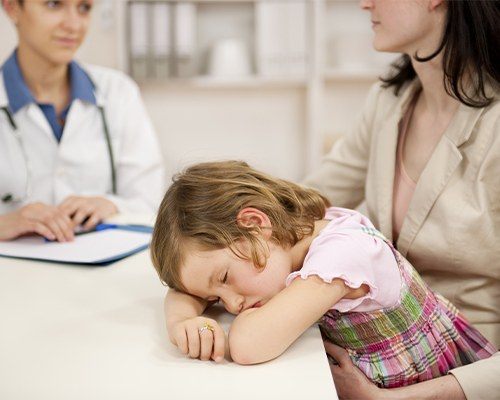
[46,50,78,66]
[372,38,404,54]
[374,47,404,56]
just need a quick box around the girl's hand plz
[169,317,225,363]
[58,196,118,230]
[0,202,75,242]
[323,340,383,400]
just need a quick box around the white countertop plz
[0,243,337,399]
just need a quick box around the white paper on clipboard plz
[0,229,151,265]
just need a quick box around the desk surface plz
[0,241,337,399]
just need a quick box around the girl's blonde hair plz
[150,160,330,292]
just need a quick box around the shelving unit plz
[152,75,309,89]
[126,0,308,81]
[324,68,381,82]
[121,0,397,177]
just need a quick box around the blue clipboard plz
[0,223,154,266]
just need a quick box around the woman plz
[0,0,164,242]
[304,0,499,398]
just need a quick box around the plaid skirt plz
[320,229,497,388]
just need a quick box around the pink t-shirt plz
[285,207,402,313]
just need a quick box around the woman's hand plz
[0,202,75,242]
[58,196,118,230]
[168,317,225,363]
[324,341,468,400]
[323,340,383,400]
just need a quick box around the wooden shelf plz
[123,0,389,173]
[138,75,308,89]
[140,0,259,3]
[323,68,381,82]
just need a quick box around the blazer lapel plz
[375,110,399,242]
[61,100,89,143]
[396,103,486,256]
[375,81,421,242]
[0,75,8,109]
[26,104,56,142]
[59,72,104,145]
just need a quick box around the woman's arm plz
[325,342,500,400]
[164,289,226,362]
[448,352,500,400]
[228,276,360,365]
[383,377,466,400]
[324,341,466,400]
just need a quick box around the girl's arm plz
[164,289,226,362]
[228,275,364,364]
[164,289,207,332]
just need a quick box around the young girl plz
[151,160,496,388]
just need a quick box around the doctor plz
[0,0,165,242]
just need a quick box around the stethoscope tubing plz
[1,104,117,203]
[98,105,117,194]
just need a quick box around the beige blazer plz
[304,79,500,399]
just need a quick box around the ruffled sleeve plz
[286,227,401,313]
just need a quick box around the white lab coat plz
[0,64,165,215]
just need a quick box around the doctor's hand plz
[0,203,75,242]
[58,196,118,230]
[168,317,226,363]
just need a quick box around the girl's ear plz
[236,207,272,239]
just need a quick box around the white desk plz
[0,246,337,399]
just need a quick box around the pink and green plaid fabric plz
[320,228,497,388]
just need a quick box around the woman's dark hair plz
[382,0,499,108]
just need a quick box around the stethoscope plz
[1,103,117,204]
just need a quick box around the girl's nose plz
[223,292,245,315]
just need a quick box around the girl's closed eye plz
[208,271,229,304]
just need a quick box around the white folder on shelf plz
[0,228,152,265]
[153,3,171,57]
[255,2,307,77]
[175,3,197,58]
[130,3,149,58]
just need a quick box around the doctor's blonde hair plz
[151,160,329,292]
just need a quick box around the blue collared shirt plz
[1,50,96,142]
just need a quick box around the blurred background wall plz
[0,0,397,183]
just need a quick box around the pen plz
[44,223,153,242]
[94,223,118,231]
[95,223,153,233]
